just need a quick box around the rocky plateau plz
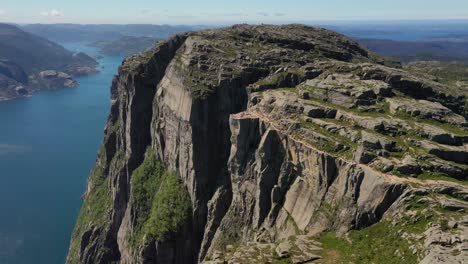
[67,24,468,264]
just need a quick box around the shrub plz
[129,149,192,246]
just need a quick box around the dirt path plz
[231,110,465,189]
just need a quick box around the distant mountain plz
[357,38,468,62]
[0,23,97,74]
[405,61,468,93]
[90,36,159,57]
[0,23,98,101]
[21,24,202,42]
[424,34,468,43]
[0,60,30,99]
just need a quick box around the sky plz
[0,0,467,24]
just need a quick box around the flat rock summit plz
[67,25,468,264]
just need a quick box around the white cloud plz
[40,9,64,17]
[0,9,5,16]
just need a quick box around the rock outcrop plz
[67,25,468,264]
[30,70,78,89]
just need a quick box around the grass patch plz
[272,254,294,264]
[284,209,301,235]
[215,45,237,58]
[406,195,430,211]
[405,61,468,88]
[183,70,214,99]
[393,110,468,136]
[401,214,432,234]
[418,171,467,186]
[299,119,357,159]
[317,221,418,264]
[255,70,305,88]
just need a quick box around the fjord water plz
[0,43,123,264]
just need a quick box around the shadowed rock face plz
[67,25,468,264]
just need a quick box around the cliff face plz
[67,25,468,264]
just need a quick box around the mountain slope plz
[0,23,96,74]
[67,24,468,264]
[0,23,98,100]
[90,36,159,57]
[21,24,200,42]
[358,38,468,62]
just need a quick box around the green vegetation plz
[401,213,432,234]
[121,47,158,72]
[215,44,238,58]
[317,221,418,264]
[212,208,243,251]
[284,209,301,235]
[315,201,344,224]
[91,36,158,57]
[130,150,165,224]
[406,195,430,211]
[272,254,293,264]
[301,86,390,118]
[405,62,468,87]
[299,119,356,159]
[179,61,215,99]
[393,110,468,136]
[255,70,305,89]
[184,77,212,99]
[129,150,191,247]
[366,51,401,68]
[68,146,115,263]
[144,172,192,240]
[418,171,467,185]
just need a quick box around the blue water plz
[0,43,123,264]
[321,20,468,41]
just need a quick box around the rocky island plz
[0,23,98,101]
[67,25,467,264]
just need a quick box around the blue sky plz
[1,0,467,24]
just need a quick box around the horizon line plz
[1,18,468,26]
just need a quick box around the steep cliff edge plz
[67,25,468,264]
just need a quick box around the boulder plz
[387,98,467,126]
[396,156,421,176]
[417,123,463,146]
[354,146,377,164]
[420,140,468,165]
